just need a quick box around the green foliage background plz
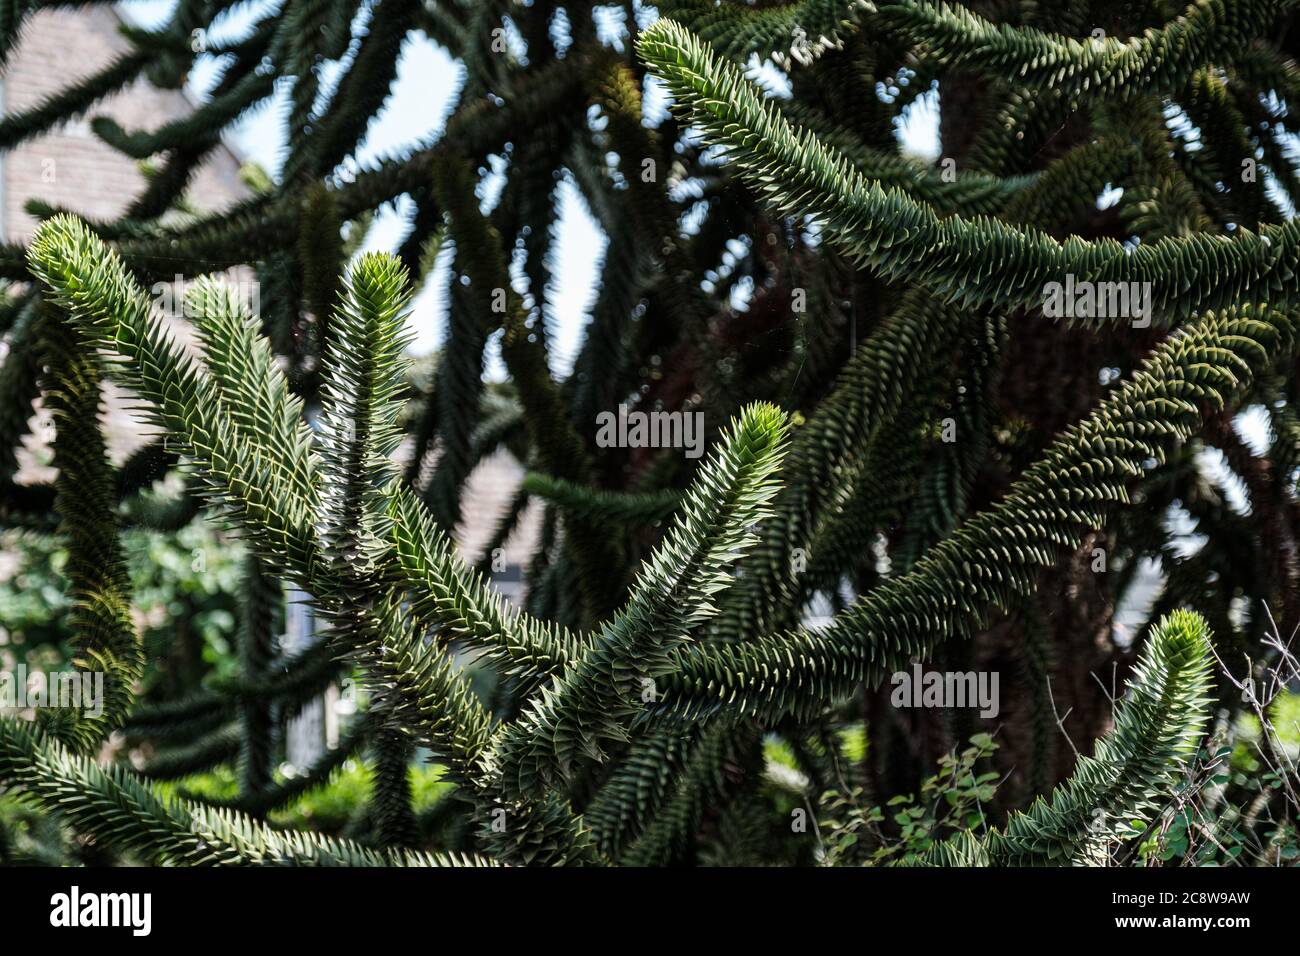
[0,0,1298,867]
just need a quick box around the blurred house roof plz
[0,6,250,243]
[2,8,541,579]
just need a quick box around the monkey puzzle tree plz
[0,0,1297,866]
